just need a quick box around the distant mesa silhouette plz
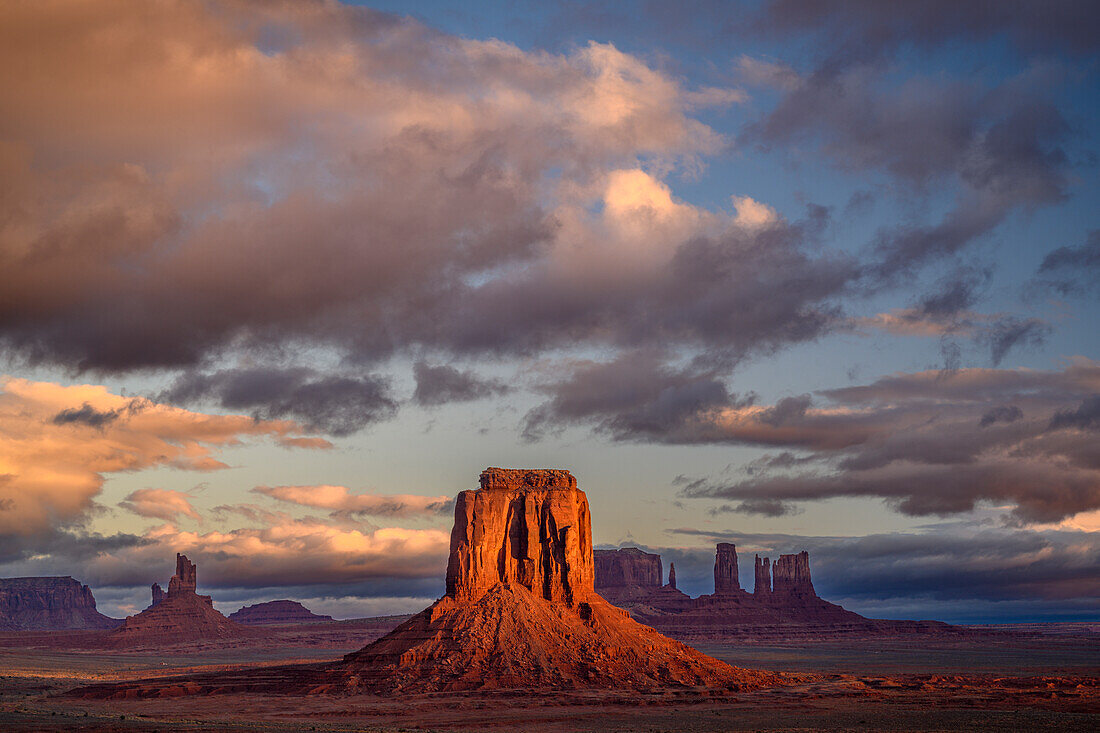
[229,600,333,626]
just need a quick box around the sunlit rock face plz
[0,577,118,630]
[340,468,770,693]
[446,468,594,606]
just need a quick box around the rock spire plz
[668,562,677,590]
[754,555,771,596]
[713,542,739,594]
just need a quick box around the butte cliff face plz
[342,468,772,693]
[229,600,333,626]
[592,547,664,604]
[0,577,118,630]
[772,551,816,597]
[713,543,740,594]
[110,554,252,646]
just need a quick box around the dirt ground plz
[0,626,1096,731]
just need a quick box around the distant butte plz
[229,600,333,626]
[109,554,255,647]
[595,545,965,641]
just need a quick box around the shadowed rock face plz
[593,547,663,589]
[668,562,677,590]
[446,468,594,607]
[773,551,815,597]
[0,577,118,630]
[714,543,740,594]
[754,555,771,596]
[167,553,198,597]
[149,583,166,609]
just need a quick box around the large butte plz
[338,468,775,692]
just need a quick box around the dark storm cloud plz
[0,527,149,566]
[412,361,510,406]
[51,403,122,429]
[521,350,753,442]
[1036,229,1100,296]
[750,0,1100,62]
[0,0,860,392]
[635,360,1100,525]
[161,368,397,436]
[1049,395,1100,431]
[979,405,1023,427]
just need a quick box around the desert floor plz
[0,621,1096,731]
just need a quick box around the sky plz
[0,0,1098,624]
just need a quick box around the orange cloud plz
[252,485,453,518]
[119,488,201,522]
[0,377,328,535]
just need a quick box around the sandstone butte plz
[336,468,777,693]
[108,553,254,646]
[0,576,118,630]
[229,600,334,626]
[595,545,963,641]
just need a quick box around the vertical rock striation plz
[446,468,593,606]
[772,551,815,597]
[167,553,198,597]
[713,543,740,594]
[754,555,771,596]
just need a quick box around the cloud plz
[0,1,771,375]
[85,520,448,590]
[161,367,396,436]
[524,359,1100,525]
[252,484,453,518]
[119,488,201,522]
[1036,229,1100,296]
[749,0,1100,61]
[0,376,326,537]
[412,361,510,406]
[522,350,749,442]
